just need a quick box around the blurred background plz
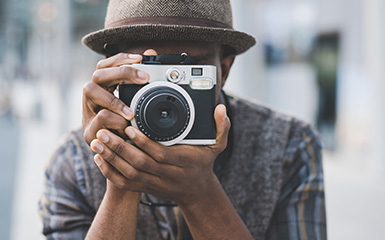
[0,0,384,239]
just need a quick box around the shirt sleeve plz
[39,136,96,239]
[266,123,327,240]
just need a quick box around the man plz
[39,0,326,239]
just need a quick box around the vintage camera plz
[119,59,217,146]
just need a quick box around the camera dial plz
[166,68,184,83]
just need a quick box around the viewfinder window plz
[192,68,203,76]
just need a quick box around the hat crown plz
[105,0,233,28]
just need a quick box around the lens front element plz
[130,82,195,146]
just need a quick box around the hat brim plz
[82,24,256,55]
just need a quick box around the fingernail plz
[94,155,102,166]
[128,54,142,60]
[93,142,104,154]
[123,106,133,119]
[137,70,148,80]
[126,128,136,139]
[98,132,109,143]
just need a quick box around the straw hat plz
[82,0,256,55]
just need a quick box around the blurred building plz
[0,1,107,239]
[1,0,107,122]
[226,2,385,238]
[227,0,385,172]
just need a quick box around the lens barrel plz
[130,82,195,145]
[135,86,191,141]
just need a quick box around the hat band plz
[106,16,232,29]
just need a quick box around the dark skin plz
[83,41,253,240]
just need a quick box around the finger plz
[95,129,168,177]
[143,49,158,55]
[83,82,134,120]
[210,104,231,153]
[93,154,142,192]
[92,139,143,181]
[96,53,143,69]
[92,65,149,89]
[84,109,129,144]
[124,126,178,165]
[92,109,129,134]
[93,49,157,89]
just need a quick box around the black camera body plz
[119,64,217,146]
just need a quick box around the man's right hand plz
[83,51,158,240]
[82,52,151,145]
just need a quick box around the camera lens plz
[134,86,191,142]
[160,110,169,118]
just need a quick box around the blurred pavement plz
[0,113,20,240]
[324,151,385,240]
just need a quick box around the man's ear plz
[220,55,235,88]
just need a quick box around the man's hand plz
[84,49,252,239]
[90,104,253,240]
[90,104,230,206]
[83,51,156,240]
[82,53,150,145]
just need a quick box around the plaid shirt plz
[266,125,326,239]
[39,99,326,240]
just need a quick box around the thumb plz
[212,104,231,153]
[143,49,158,55]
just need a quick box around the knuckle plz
[109,95,122,108]
[97,109,110,120]
[127,169,139,181]
[134,136,147,147]
[92,69,102,82]
[119,65,133,77]
[83,82,95,96]
[135,158,148,170]
[117,53,130,60]
[112,141,125,155]
[105,152,118,165]
[155,150,167,162]
[96,59,105,69]
[92,115,102,128]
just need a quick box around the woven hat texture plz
[82,0,256,55]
